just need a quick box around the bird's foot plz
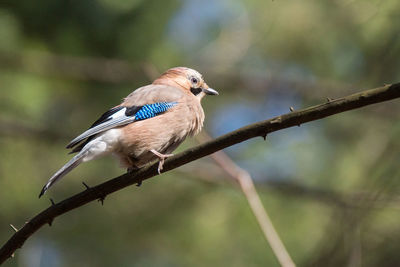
[127,167,137,173]
[126,167,142,186]
[150,149,174,174]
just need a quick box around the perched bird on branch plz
[39,67,218,197]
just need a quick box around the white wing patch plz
[67,107,135,148]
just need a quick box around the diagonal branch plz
[197,132,296,267]
[0,83,399,264]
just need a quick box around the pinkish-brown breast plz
[115,93,204,168]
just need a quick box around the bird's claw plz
[127,167,137,173]
[150,149,173,174]
[157,160,164,174]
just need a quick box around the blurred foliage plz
[0,0,400,266]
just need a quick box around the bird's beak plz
[202,87,219,95]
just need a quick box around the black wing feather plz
[68,106,125,152]
[90,106,125,128]
[68,106,143,153]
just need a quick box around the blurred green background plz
[1,0,400,266]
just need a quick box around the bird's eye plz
[190,77,198,85]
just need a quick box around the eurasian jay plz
[39,67,218,197]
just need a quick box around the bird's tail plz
[39,151,86,198]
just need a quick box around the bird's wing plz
[67,102,178,150]
[67,84,184,150]
[122,84,184,106]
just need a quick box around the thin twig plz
[0,83,399,264]
[197,132,296,267]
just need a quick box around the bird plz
[39,67,218,197]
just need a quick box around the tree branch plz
[1,83,399,264]
[197,132,296,267]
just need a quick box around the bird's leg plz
[126,166,141,186]
[127,167,137,173]
[150,149,174,174]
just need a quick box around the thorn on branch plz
[9,224,18,233]
[262,134,267,140]
[136,180,142,187]
[98,194,106,205]
[289,107,300,126]
[82,181,91,190]
[270,117,282,124]
[49,198,56,206]
[326,97,332,102]
[47,218,54,227]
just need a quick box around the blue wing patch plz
[68,102,177,153]
[134,102,177,121]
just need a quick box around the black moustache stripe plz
[190,87,202,95]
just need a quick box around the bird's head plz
[153,67,218,99]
